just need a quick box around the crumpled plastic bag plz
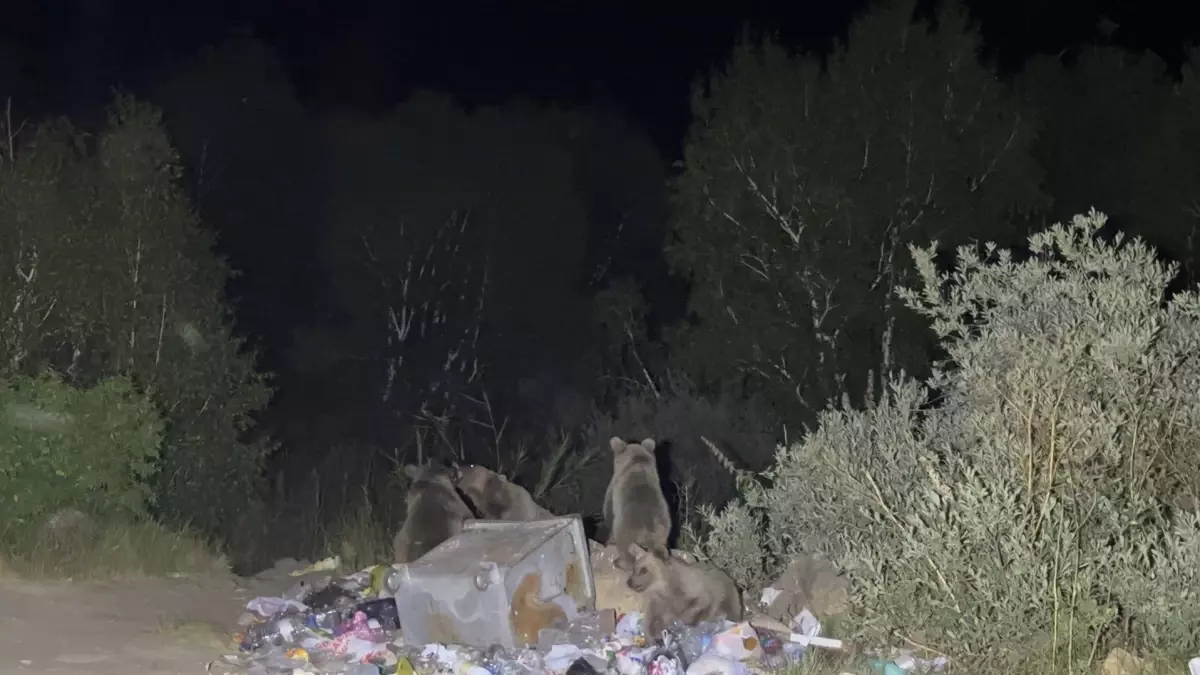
[543,643,584,672]
[246,596,307,617]
[685,653,751,675]
[709,622,763,661]
[615,611,644,642]
[290,556,340,576]
[614,646,684,675]
[420,643,490,675]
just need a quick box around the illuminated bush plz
[704,211,1200,669]
[0,373,163,529]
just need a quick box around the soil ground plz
[0,562,330,675]
[0,546,692,675]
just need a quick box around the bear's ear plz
[404,464,421,480]
[609,436,627,453]
[640,438,657,453]
[629,543,648,559]
[484,474,510,516]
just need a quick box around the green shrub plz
[703,211,1200,671]
[0,95,274,548]
[0,372,164,529]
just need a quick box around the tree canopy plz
[668,0,1046,420]
[0,95,272,537]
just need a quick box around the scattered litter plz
[290,556,341,577]
[245,596,307,617]
[785,608,842,651]
[867,649,948,674]
[758,588,782,608]
[220,519,865,675]
[685,653,748,675]
[709,622,762,661]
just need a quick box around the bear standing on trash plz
[602,436,671,572]
[392,462,475,564]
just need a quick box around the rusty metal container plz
[388,516,595,649]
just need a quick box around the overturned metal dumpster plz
[388,516,595,650]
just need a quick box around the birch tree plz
[315,93,590,450]
[359,210,489,418]
[0,94,272,537]
[669,0,1045,420]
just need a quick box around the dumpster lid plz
[407,517,582,573]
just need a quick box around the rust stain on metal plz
[425,611,462,645]
[564,561,586,606]
[509,572,566,646]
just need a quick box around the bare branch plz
[2,97,26,163]
[129,236,143,354]
[154,293,167,366]
[364,209,488,414]
[731,154,807,245]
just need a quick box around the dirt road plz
[0,564,317,675]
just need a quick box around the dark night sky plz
[3,0,1198,156]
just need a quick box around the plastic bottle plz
[669,621,720,664]
[241,616,301,651]
[537,627,571,651]
[565,609,617,649]
[497,659,533,675]
[307,607,346,632]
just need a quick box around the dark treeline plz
[2,0,1199,570]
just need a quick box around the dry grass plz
[767,643,1184,675]
[317,490,392,573]
[0,518,227,580]
[779,649,861,675]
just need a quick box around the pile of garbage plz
[220,560,845,675]
[216,516,946,675]
[220,565,951,675]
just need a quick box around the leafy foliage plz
[669,0,1045,423]
[0,373,163,527]
[0,94,272,540]
[704,211,1200,669]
